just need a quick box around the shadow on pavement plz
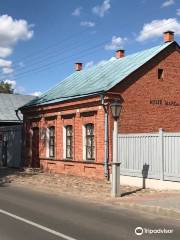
[121,187,143,197]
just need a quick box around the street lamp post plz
[110,100,122,197]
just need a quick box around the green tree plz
[0,81,14,94]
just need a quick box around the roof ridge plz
[39,42,174,96]
[21,41,177,108]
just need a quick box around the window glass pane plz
[49,127,54,137]
[86,124,94,134]
[50,138,54,145]
[66,126,72,136]
[66,137,71,146]
[49,126,55,158]
[49,147,54,157]
[87,147,91,159]
[86,137,91,146]
[66,146,71,158]
[66,125,73,158]
[85,124,94,160]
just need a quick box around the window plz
[86,124,95,160]
[158,68,164,80]
[66,125,73,159]
[49,126,55,158]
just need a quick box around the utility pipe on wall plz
[15,109,23,123]
[100,94,109,179]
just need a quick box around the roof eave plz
[20,90,106,110]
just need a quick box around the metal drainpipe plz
[15,109,23,123]
[100,94,109,179]
[15,109,24,168]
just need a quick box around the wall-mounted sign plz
[150,99,162,105]
[150,99,180,107]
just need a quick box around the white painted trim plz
[119,132,180,137]
[46,128,49,158]
[118,133,159,137]
[63,126,66,159]
[82,125,86,161]
[164,132,180,136]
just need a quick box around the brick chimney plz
[115,49,125,59]
[75,62,83,71]
[163,31,174,43]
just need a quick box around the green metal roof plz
[0,93,35,122]
[23,41,176,108]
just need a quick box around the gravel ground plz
[1,167,179,205]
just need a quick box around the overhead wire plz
[1,18,178,83]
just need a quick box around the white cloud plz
[80,21,95,27]
[92,0,111,17]
[0,15,33,46]
[137,18,180,42]
[31,91,42,96]
[4,79,16,89]
[85,61,94,68]
[0,15,33,83]
[177,9,180,16]
[0,47,12,58]
[2,79,40,96]
[0,15,33,58]
[0,58,12,68]
[2,80,26,94]
[161,0,174,8]
[72,7,82,16]
[2,67,13,74]
[0,58,13,75]
[105,36,127,50]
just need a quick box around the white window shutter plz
[46,128,49,158]
[82,125,86,161]
[63,126,66,159]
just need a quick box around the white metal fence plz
[118,129,180,182]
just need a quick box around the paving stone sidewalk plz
[1,167,180,219]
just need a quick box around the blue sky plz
[0,0,179,96]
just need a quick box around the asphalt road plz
[0,185,179,240]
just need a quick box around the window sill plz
[84,159,95,162]
[46,157,55,160]
[40,158,103,164]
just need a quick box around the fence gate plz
[0,125,22,168]
[118,130,180,182]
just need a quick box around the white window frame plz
[63,125,73,159]
[46,128,50,158]
[63,126,66,159]
[82,125,86,161]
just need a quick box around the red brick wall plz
[111,44,180,133]
[22,44,180,179]
[22,99,108,179]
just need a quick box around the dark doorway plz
[32,127,40,168]
[2,138,8,167]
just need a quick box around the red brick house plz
[20,31,180,179]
